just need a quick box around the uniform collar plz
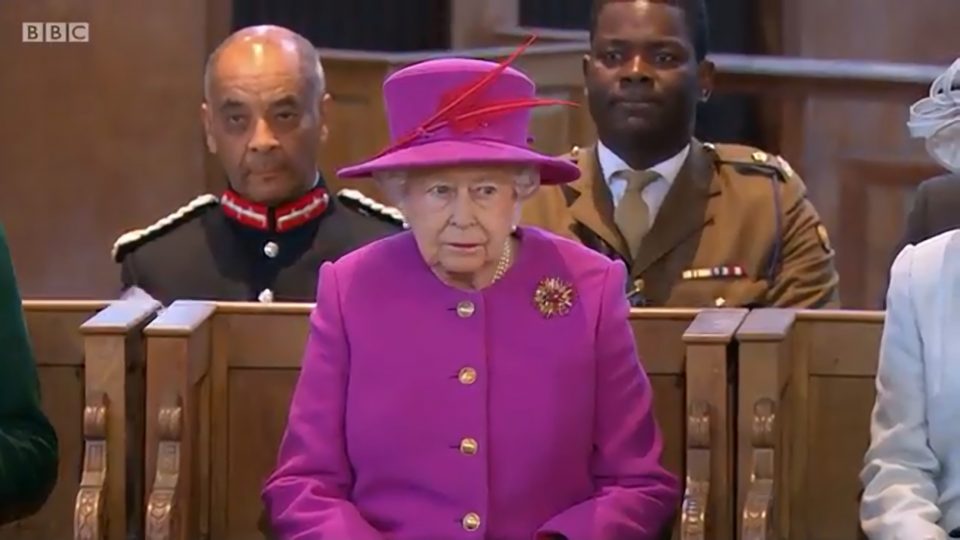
[596,140,690,188]
[220,173,330,233]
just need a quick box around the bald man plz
[113,25,405,305]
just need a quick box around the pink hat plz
[337,38,581,184]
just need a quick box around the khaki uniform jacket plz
[520,140,840,308]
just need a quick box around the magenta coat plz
[262,226,680,540]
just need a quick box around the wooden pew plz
[0,299,160,540]
[140,302,745,540]
[735,309,884,540]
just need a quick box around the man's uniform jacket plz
[520,140,840,308]
[113,179,405,305]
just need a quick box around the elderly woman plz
[0,225,58,524]
[262,42,680,540]
[860,59,960,539]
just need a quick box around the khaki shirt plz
[521,140,840,308]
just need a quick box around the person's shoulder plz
[705,141,799,184]
[112,194,219,263]
[906,228,960,263]
[326,229,416,278]
[916,172,960,197]
[335,188,407,231]
[892,229,960,289]
[523,226,616,273]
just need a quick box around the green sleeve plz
[0,225,58,523]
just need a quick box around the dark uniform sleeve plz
[120,250,140,293]
[900,181,931,248]
[766,171,841,309]
[0,226,58,524]
[880,181,931,307]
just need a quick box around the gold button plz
[714,297,726,307]
[462,512,481,531]
[458,367,477,385]
[459,437,478,455]
[456,301,475,318]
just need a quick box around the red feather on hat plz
[376,34,578,156]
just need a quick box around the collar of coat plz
[561,139,720,274]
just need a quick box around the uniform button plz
[458,367,477,385]
[459,437,478,455]
[258,289,274,303]
[714,297,726,307]
[456,300,475,318]
[462,512,481,531]
[263,241,279,258]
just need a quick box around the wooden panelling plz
[450,0,520,48]
[1,0,210,299]
[772,0,960,307]
[835,156,942,309]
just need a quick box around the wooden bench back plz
[1,300,159,540]
[735,309,883,540]
[140,302,746,540]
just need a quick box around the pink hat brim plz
[336,139,580,184]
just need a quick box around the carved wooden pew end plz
[145,404,183,540]
[681,399,711,540]
[74,393,109,540]
[742,398,776,540]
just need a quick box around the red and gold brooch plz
[533,277,575,318]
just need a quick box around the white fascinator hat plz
[907,58,960,174]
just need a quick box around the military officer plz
[522,0,839,308]
[114,26,404,305]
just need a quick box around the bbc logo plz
[22,22,90,43]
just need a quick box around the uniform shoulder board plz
[337,189,408,228]
[707,142,795,182]
[112,194,219,262]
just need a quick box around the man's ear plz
[697,59,716,103]
[319,92,332,144]
[201,102,217,153]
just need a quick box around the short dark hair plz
[589,0,710,62]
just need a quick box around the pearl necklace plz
[490,237,513,284]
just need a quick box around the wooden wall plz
[772,0,960,307]
[0,0,230,299]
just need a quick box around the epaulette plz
[336,189,408,228]
[112,194,219,262]
[704,142,795,182]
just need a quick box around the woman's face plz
[394,165,532,280]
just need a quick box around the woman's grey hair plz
[375,166,541,206]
